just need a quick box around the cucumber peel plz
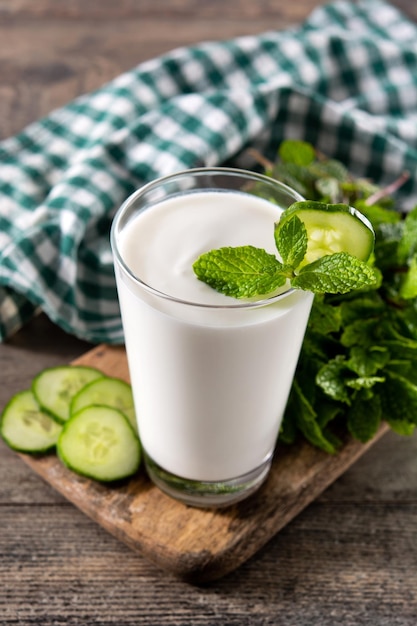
[58,405,141,482]
[276,201,375,265]
[32,365,103,423]
[0,390,62,453]
[70,376,137,432]
[1,366,141,483]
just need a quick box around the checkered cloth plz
[1,0,417,344]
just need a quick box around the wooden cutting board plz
[19,344,388,583]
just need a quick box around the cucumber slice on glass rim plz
[57,405,141,482]
[276,201,375,265]
[32,365,103,424]
[0,390,62,453]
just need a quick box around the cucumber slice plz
[57,405,141,482]
[0,390,62,453]
[276,201,375,265]
[70,377,137,432]
[32,365,103,424]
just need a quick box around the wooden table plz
[1,1,416,624]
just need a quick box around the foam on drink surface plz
[119,190,284,306]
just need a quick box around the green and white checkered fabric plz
[1,0,417,344]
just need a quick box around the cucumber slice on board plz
[57,405,141,482]
[276,201,375,265]
[0,390,62,453]
[70,377,137,431]
[32,365,103,424]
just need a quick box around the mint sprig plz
[192,246,286,298]
[193,210,378,297]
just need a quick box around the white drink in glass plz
[111,168,313,506]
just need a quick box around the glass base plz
[144,452,272,508]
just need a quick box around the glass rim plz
[110,166,305,310]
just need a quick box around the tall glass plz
[111,168,313,507]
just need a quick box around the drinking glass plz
[111,168,313,507]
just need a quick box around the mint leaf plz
[271,162,310,198]
[279,410,298,445]
[379,370,417,425]
[386,418,415,436]
[279,139,315,166]
[340,294,385,326]
[316,357,352,405]
[382,339,417,363]
[355,199,401,228]
[400,255,417,299]
[315,176,341,203]
[316,401,343,430]
[398,206,417,264]
[286,381,337,453]
[307,297,342,335]
[347,393,381,442]
[346,346,390,377]
[311,159,349,183]
[341,318,379,348]
[346,376,385,390]
[292,252,378,294]
[373,221,403,271]
[192,246,286,298]
[274,215,307,268]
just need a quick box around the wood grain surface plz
[16,344,389,583]
[1,1,417,624]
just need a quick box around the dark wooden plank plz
[320,428,417,503]
[0,0,316,139]
[0,500,416,625]
[0,0,414,22]
[2,0,414,140]
[0,314,92,396]
[0,0,316,22]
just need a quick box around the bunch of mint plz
[259,140,417,452]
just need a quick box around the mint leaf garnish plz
[193,201,378,298]
[192,246,286,298]
[274,215,307,268]
[291,253,378,294]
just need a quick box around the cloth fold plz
[1,0,417,344]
